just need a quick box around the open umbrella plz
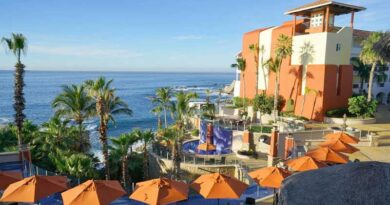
[130,177,188,205]
[62,180,125,205]
[0,175,68,203]
[319,139,360,154]
[285,156,327,172]
[325,132,359,144]
[249,167,290,205]
[248,167,290,189]
[197,142,216,151]
[306,147,349,164]
[191,173,248,204]
[0,171,22,190]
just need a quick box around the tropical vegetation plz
[348,95,377,118]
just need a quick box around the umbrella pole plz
[273,188,276,205]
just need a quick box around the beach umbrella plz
[0,171,22,190]
[319,139,360,154]
[197,142,216,151]
[285,156,327,172]
[248,167,290,189]
[249,167,290,205]
[0,175,68,203]
[191,173,248,204]
[130,177,189,205]
[306,147,349,164]
[61,180,126,205]
[325,132,359,144]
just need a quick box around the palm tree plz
[110,132,139,190]
[52,84,94,152]
[151,105,163,129]
[53,153,95,181]
[351,57,370,94]
[140,129,154,180]
[152,87,172,129]
[249,44,260,95]
[373,31,390,62]
[266,34,293,121]
[264,57,282,121]
[231,57,247,108]
[85,77,133,180]
[170,91,198,180]
[2,33,27,151]
[32,117,80,171]
[360,32,384,102]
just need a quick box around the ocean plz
[0,70,233,153]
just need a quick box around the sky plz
[0,0,388,72]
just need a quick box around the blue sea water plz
[0,70,233,153]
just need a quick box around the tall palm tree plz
[264,57,282,121]
[249,44,260,95]
[140,129,154,180]
[2,33,27,151]
[170,91,198,180]
[373,31,390,62]
[267,34,293,121]
[151,105,163,129]
[52,84,94,152]
[351,57,370,94]
[360,32,384,102]
[85,77,133,180]
[110,132,139,190]
[152,87,172,129]
[231,57,247,108]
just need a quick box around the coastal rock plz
[279,161,390,205]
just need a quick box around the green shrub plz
[326,108,350,117]
[280,111,309,121]
[191,129,199,136]
[232,97,252,108]
[348,95,377,118]
[249,125,272,133]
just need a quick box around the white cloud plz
[172,35,204,40]
[29,44,143,58]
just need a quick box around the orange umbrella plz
[197,142,216,151]
[285,156,327,172]
[319,139,360,154]
[248,167,290,189]
[191,173,248,199]
[0,171,22,190]
[0,175,68,203]
[306,147,349,164]
[62,180,125,205]
[325,132,359,144]
[130,177,188,205]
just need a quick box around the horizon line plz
[0,68,234,74]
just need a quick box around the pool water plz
[182,140,232,155]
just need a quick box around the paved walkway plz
[349,145,390,163]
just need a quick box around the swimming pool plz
[182,140,232,155]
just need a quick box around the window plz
[336,43,342,52]
[310,13,323,27]
[353,84,359,89]
[329,14,334,27]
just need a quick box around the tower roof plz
[285,0,365,16]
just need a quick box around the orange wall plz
[240,29,261,99]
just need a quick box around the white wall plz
[258,27,275,90]
[291,27,353,66]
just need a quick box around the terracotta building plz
[234,0,366,121]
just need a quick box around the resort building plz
[234,0,366,121]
